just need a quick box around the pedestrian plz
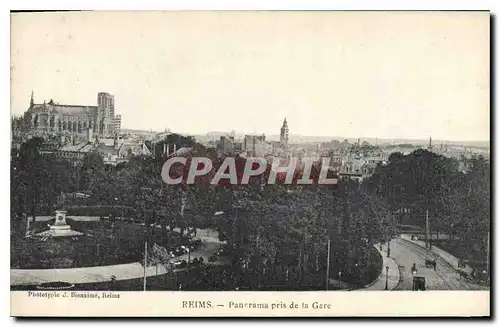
[411,263,418,276]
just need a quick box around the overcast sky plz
[11,11,489,141]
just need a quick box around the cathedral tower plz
[280,118,289,151]
[30,90,34,108]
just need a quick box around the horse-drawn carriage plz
[412,276,426,291]
[410,264,426,290]
[425,259,437,270]
[410,259,435,291]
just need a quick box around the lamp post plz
[385,266,389,290]
[338,271,342,290]
[325,238,331,291]
[487,231,490,284]
[354,263,359,284]
[387,239,391,258]
[168,251,179,288]
[181,245,191,272]
[143,238,148,291]
[140,187,152,292]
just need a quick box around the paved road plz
[391,238,486,291]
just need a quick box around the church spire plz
[30,90,34,108]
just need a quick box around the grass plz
[11,265,236,291]
[431,239,487,267]
[11,219,183,269]
[11,249,383,291]
[325,245,383,288]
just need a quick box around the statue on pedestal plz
[57,192,67,211]
[32,192,84,238]
[55,192,68,227]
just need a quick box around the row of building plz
[12,126,152,166]
[210,119,386,182]
[215,118,291,158]
[12,92,487,177]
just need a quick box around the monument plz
[35,193,84,238]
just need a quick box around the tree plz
[16,137,44,228]
[368,149,490,263]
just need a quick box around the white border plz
[3,0,500,10]
[4,1,498,326]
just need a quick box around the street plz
[390,238,487,291]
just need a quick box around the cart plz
[412,276,426,291]
[425,259,436,270]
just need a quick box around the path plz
[11,228,226,286]
[353,242,400,291]
[390,237,488,290]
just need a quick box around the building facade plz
[217,135,236,155]
[22,91,121,138]
[243,134,267,157]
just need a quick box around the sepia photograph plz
[9,10,490,317]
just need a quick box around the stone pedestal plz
[54,210,67,226]
[34,210,83,238]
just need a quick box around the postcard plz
[10,10,490,317]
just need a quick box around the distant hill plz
[121,128,160,137]
[120,128,489,149]
[192,133,489,148]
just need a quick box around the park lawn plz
[11,246,382,291]
[336,245,383,287]
[11,265,235,291]
[11,219,184,269]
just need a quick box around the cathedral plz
[22,91,121,138]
